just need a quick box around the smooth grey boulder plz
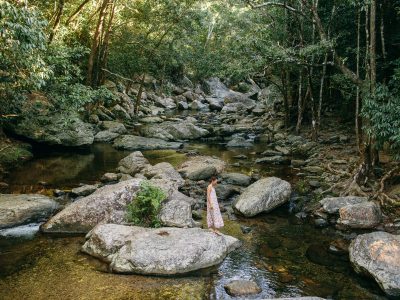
[113,135,183,151]
[233,177,292,217]
[349,232,400,297]
[224,280,262,296]
[320,196,368,214]
[143,162,185,189]
[41,179,142,234]
[159,199,195,228]
[82,224,241,275]
[117,151,150,176]
[226,137,253,148]
[337,202,382,229]
[155,97,177,110]
[94,130,120,142]
[140,121,209,141]
[0,194,59,229]
[100,121,127,134]
[221,173,251,187]
[71,184,98,197]
[178,156,225,181]
[206,97,224,111]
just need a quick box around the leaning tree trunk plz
[49,0,65,43]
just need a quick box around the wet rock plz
[41,179,142,234]
[275,146,291,155]
[349,231,400,297]
[111,104,131,120]
[101,172,119,183]
[117,151,150,176]
[328,239,349,255]
[320,196,368,214]
[226,136,253,148]
[113,135,182,151]
[178,156,225,181]
[71,185,98,197]
[177,101,188,110]
[314,218,329,228]
[140,121,209,141]
[291,160,306,167]
[215,184,239,200]
[224,280,261,296]
[261,149,283,157]
[233,177,292,217]
[206,97,224,111]
[337,202,382,229]
[240,225,252,234]
[221,173,251,187]
[306,243,339,267]
[94,130,120,142]
[82,224,241,275]
[255,156,290,165]
[0,194,59,229]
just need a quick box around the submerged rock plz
[71,184,98,197]
[337,202,382,229]
[349,231,400,297]
[82,224,241,275]
[233,177,291,217]
[178,156,225,181]
[0,194,59,229]
[41,179,142,233]
[113,135,183,151]
[224,280,262,296]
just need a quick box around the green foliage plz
[362,70,400,160]
[295,180,310,195]
[126,181,167,228]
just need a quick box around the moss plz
[0,141,33,168]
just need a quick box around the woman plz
[207,176,224,235]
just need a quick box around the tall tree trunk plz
[135,74,146,114]
[65,0,90,25]
[49,0,65,43]
[355,3,362,152]
[87,0,109,86]
[281,69,290,128]
[98,0,116,86]
[296,69,304,134]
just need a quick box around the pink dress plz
[207,186,224,229]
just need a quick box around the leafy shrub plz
[126,181,167,228]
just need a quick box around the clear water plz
[0,141,388,300]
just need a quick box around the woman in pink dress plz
[207,176,224,235]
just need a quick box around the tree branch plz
[245,0,299,13]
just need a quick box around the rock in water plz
[221,173,251,186]
[41,179,142,234]
[82,224,241,275]
[224,280,262,296]
[337,202,382,229]
[349,232,400,297]
[0,194,59,229]
[8,113,94,147]
[233,177,291,217]
[319,196,368,214]
[144,162,185,189]
[113,135,183,151]
[140,121,209,141]
[178,156,225,181]
[117,151,151,176]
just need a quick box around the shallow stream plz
[0,142,387,299]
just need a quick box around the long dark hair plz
[210,176,217,183]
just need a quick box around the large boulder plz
[233,177,292,217]
[8,113,94,146]
[94,130,120,142]
[143,162,185,189]
[0,194,59,229]
[159,199,195,228]
[117,151,151,176]
[221,173,251,187]
[337,202,382,229]
[349,232,400,297]
[226,136,253,148]
[178,156,225,181]
[113,135,182,151]
[100,121,127,134]
[41,179,142,234]
[319,196,368,214]
[82,224,241,275]
[155,97,177,110]
[140,121,209,141]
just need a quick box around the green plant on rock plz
[126,181,167,228]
